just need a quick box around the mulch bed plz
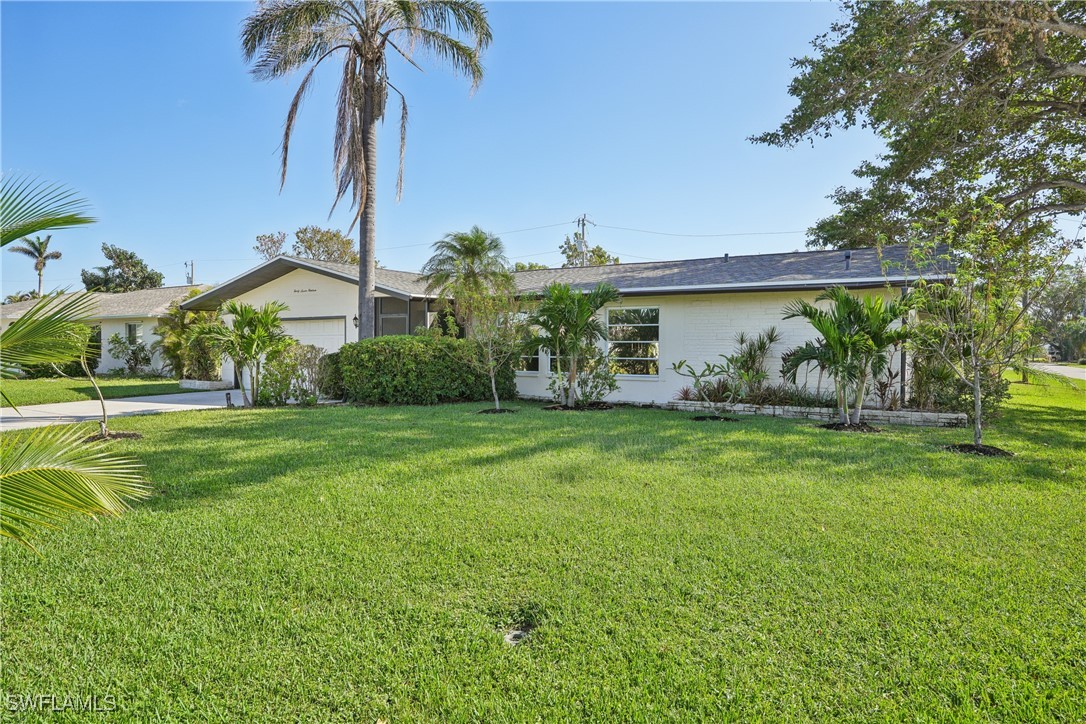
[691,415,741,422]
[944,443,1015,457]
[477,408,518,414]
[542,402,615,411]
[84,431,144,442]
[818,422,883,433]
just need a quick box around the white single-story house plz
[0,285,203,373]
[182,246,933,405]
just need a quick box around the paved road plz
[0,389,243,431]
[1030,363,1086,382]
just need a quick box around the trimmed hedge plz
[338,335,516,405]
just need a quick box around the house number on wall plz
[292,288,317,294]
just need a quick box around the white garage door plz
[282,317,347,354]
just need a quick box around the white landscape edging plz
[179,379,233,391]
[665,400,967,428]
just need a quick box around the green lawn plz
[0,375,190,407]
[2,382,1083,720]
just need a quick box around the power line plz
[594,224,807,239]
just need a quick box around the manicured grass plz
[2,382,1083,720]
[0,375,190,407]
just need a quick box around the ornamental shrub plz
[338,335,516,405]
[317,351,345,400]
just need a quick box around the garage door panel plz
[282,317,346,353]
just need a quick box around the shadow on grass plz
[118,382,1082,515]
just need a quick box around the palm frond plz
[1,176,95,246]
[0,424,148,547]
[0,292,97,382]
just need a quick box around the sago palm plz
[241,0,492,341]
[9,234,62,296]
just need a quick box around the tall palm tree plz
[9,235,62,296]
[241,0,492,341]
[421,226,510,333]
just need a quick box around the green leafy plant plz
[0,176,95,245]
[908,199,1077,449]
[107,333,152,375]
[338,335,515,405]
[529,282,622,408]
[151,290,221,381]
[8,234,61,296]
[672,327,782,417]
[782,288,910,425]
[259,343,325,406]
[190,300,292,407]
[421,226,512,337]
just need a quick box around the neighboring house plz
[0,286,204,373]
[183,246,936,405]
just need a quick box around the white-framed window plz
[606,307,660,375]
[518,348,540,372]
[125,323,142,344]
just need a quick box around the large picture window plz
[607,307,659,375]
[518,348,540,372]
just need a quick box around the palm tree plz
[9,235,62,296]
[0,175,95,245]
[782,286,911,425]
[241,0,492,342]
[152,290,221,380]
[530,282,621,408]
[191,300,293,407]
[421,226,511,334]
[1,180,146,547]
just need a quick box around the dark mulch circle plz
[944,443,1014,458]
[691,415,741,422]
[477,408,518,414]
[84,431,144,442]
[542,402,614,411]
[818,422,883,433]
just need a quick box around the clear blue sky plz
[2,1,888,292]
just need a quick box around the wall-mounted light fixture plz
[352,314,359,328]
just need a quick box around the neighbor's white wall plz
[515,288,908,406]
[234,268,359,324]
[97,317,166,373]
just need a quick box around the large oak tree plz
[754,1,1086,249]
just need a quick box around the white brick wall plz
[516,288,909,406]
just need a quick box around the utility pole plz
[185,261,195,285]
[575,214,594,267]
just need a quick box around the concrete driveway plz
[0,389,242,431]
[1030,363,1086,382]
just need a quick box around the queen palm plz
[241,0,492,341]
[9,235,62,296]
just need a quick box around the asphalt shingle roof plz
[506,245,920,294]
[0,285,204,321]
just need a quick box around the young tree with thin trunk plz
[453,277,524,411]
[8,235,61,296]
[241,0,492,341]
[909,200,1079,450]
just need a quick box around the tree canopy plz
[81,244,164,293]
[560,234,619,268]
[755,1,1086,249]
[254,227,360,265]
